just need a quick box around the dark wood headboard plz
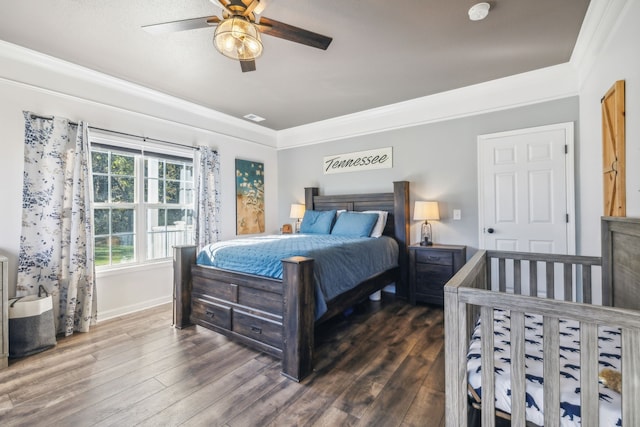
[303,181,410,298]
[602,216,640,310]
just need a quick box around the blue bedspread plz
[197,234,399,318]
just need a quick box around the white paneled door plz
[478,122,575,254]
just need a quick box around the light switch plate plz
[453,209,461,220]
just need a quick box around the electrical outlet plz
[453,209,461,220]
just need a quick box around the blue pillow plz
[330,211,379,237]
[300,210,336,234]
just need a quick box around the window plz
[91,140,194,268]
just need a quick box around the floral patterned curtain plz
[17,112,96,336]
[195,145,221,249]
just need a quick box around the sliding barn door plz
[602,80,626,216]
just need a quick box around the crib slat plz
[459,303,469,427]
[580,322,599,427]
[498,258,506,293]
[582,265,592,304]
[530,260,538,296]
[510,311,526,426]
[514,260,521,295]
[543,316,560,426]
[563,263,573,301]
[480,306,496,427]
[623,327,640,427]
[546,262,555,298]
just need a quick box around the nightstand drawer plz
[415,250,453,266]
[415,263,452,286]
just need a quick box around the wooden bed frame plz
[173,181,410,381]
[444,216,640,426]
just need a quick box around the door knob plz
[487,227,495,234]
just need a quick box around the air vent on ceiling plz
[244,113,266,122]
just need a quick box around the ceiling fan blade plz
[240,59,257,72]
[257,17,332,50]
[142,16,218,34]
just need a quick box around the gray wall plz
[278,97,580,255]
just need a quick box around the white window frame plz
[90,132,195,271]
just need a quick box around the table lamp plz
[413,201,439,246]
[289,203,306,233]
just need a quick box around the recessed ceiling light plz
[468,2,490,21]
[243,113,266,122]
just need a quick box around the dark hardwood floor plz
[0,293,445,426]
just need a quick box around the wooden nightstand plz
[409,244,466,306]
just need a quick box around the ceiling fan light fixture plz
[213,15,263,61]
[468,2,490,21]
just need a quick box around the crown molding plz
[570,0,630,88]
[277,63,579,149]
[0,40,278,148]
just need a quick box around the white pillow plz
[363,210,388,238]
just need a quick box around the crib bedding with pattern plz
[467,309,621,426]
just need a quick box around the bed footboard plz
[444,248,640,427]
[173,245,315,381]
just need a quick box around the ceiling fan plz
[142,0,333,72]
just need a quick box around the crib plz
[444,216,640,426]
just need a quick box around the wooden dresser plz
[409,244,466,306]
[1,256,8,369]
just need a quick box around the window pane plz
[112,209,134,233]
[111,154,134,175]
[94,236,109,266]
[94,209,110,235]
[111,177,135,203]
[112,234,135,264]
[165,181,181,204]
[167,208,185,225]
[92,151,108,173]
[165,162,182,180]
[146,208,194,260]
[93,176,108,203]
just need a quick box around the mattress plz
[196,234,399,318]
[467,309,622,426]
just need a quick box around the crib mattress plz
[467,309,622,426]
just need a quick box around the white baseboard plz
[97,295,171,322]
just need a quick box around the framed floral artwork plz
[235,159,265,234]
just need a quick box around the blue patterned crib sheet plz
[467,309,622,426]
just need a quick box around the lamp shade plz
[213,15,263,61]
[413,201,440,221]
[290,204,306,219]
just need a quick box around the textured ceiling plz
[0,0,590,130]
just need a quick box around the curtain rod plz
[29,114,202,152]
